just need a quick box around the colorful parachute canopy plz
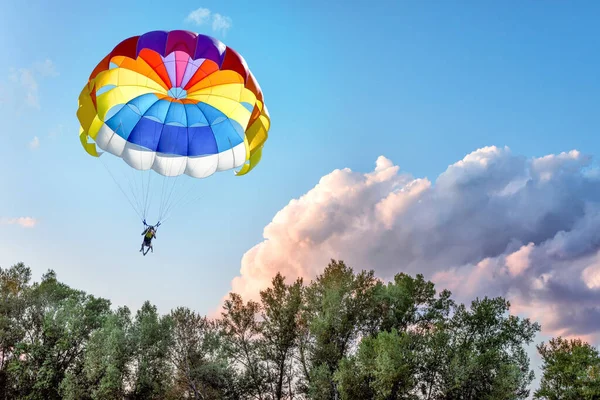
[77,30,270,178]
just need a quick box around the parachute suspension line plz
[157,125,188,223]
[159,132,198,222]
[126,157,146,216]
[157,174,167,223]
[140,159,150,221]
[157,156,174,222]
[142,169,153,222]
[97,121,146,221]
[114,160,140,214]
[99,154,144,222]
[160,123,213,223]
[159,165,184,222]
[97,120,163,225]
[160,180,198,222]
[162,135,237,222]
[161,172,203,221]
[159,101,201,223]
[124,167,142,213]
[160,193,205,224]
[154,101,181,224]
[138,138,145,221]
[116,120,146,218]
[229,136,238,175]
[110,120,141,214]
[142,146,153,220]
[161,181,207,223]
[157,142,175,222]
[136,136,154,222]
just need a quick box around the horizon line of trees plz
[1,260,599,399]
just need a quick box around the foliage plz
[0,259,586,400]
[535,336,600,400]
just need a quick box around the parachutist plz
[140,225,156,256]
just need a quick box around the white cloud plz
[226,145,600,343]
[0,217,37,228]
[9,68,39,108]
[28,136,40,149]
[0,59,58,111]
[185,7,232,35]
[212,13,233,35]
[32,59,59,78]
[185,8,211,25]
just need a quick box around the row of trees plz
[0,260,599,399]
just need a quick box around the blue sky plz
[0,0,599,326]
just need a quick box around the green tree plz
[220,292,268,399]
[300,259,379,399]
[8,270,111,400]
[259,273,303,399]
[372,273,453,335]
[535,336,600,400]
[62,306,134,400]
[334,273,453,400]
[130,301,174,400]
[428,297,540,400]
[0,259,552,400]
[0,263,31,399]
[169,306,237,399]
[335,328,419,400]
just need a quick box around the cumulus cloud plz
[0,217,37,228]
[185,7,232,35]
[0,59,58,110]
[227,146,600,343]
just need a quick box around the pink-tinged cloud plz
[1,217,37,228]
[226,146,600,343]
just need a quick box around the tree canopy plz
[0,260,597,399]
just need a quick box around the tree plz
[169,306,237,399]
[130,301,174,400]
[61,306,135,400]
[7,270,111,400]
[334,272,453,400]
[426,297,540,400]
[535,336,600,400]
[0,259,551,400]
[220,292,268,399]
[0,263,31,399]
[300,259,379,399]
[335,328,418,400]
[259,273,303,399]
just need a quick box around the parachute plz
[77,30,270,225]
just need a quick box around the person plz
[140,225,156,255]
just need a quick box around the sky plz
[1,0,600,392]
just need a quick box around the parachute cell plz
[77,30,270,178]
